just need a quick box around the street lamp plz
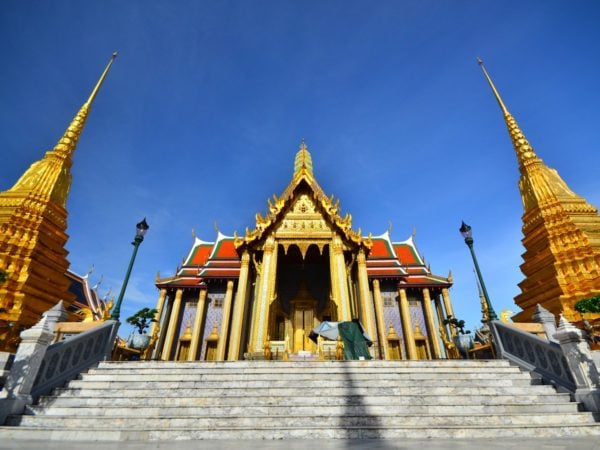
[110,218,149,321]
[459,221,498,321]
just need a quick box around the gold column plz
[422,288,442,359]
[330,235,351,321]
[255,237,278,352]
[228,251,250,360]
[161,288,183,361]
[188,285,208,361]
[434,292,448,357]
[150,288,167,359]
[153,290,171,360]
[217,280,235,361]
[357,249,376,347]
[372,279,389,360]
[150,288,167,337]
[441,288,456,338]
[398,285,417,360]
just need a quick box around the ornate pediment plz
[276,194,331,236]
[234,143,372,252]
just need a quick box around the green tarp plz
[338,321,372,360]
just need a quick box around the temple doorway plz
[275,244,333,353]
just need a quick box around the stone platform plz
[1,360,599,440]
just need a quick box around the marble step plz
[80,371,531,381]
[25,402,581,417]
[64,378,534,389]
[5,358,598,441]
[52,384,559,398]
[0,425,600,442]
[3,423,600,440]
[95,361,516,372]
[8,412,597,428]
[36,392,574,407]
[94,364,517,374]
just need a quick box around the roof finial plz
[294,139,313,176]
[477,57,509,115]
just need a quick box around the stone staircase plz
[1,359,599,440]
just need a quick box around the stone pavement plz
[0,439,599,450]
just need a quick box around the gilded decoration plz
[480,59,600,323]
[154,141,457,362]
[0,53,117,351]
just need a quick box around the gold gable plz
[234,142,371,252]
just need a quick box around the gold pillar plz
[372,279,389,360]
[251,236,278,352]
[161,288,183,361]
[151,288,167,359]
[188,285,208,361]
[217,280,235,361]
[434,292,449,357]
[357,249,376,345]
[398,285,417,360]
[441,288,456,338]
[228,251,250,360]
[150,288,167,337]
[329,235,351,321]
[422,288,442,359]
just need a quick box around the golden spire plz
[477,58,538,168]
[479,58,600,324]
[477,57,508,115]
[474,269,489,323]
[8,52,117,206]
[54,52,117,157]
[0,53,117,351]
[293,139,313,177]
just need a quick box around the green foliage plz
[574,296,600,314]
[0,270,6,283]
[443,315,471,335]
[126,307,158,334]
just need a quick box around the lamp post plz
[459,221,498,322]
[110,218,149,321]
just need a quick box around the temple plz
[0,54,117,351]
[479,60,600,322]
[154,143,456,361]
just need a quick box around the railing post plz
[0,302,65,423]
[531,304,557,342]
[554,315,600,412]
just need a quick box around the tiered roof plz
[366,231,451,287]
[157,232,241,288]
[157,142,451,290]
[158,229,450,289]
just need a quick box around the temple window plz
[213,298,223,308]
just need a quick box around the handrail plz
[30,320,117,399]
[490,320,576,392]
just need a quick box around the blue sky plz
[2,1,600,337]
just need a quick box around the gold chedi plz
[0,54,117,351]
[479,59,600,322]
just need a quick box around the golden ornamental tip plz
[86,52,118,106]
[477,57,508,115]
[478,59,540,168]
